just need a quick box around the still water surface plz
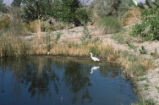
[0,57,137,105]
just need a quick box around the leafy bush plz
[131,8,159,41]
[75,8,90,24]
[96,17,122,34]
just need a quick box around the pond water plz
[0,57,137,105]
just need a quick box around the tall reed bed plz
[0,35,29,57]
[27,40,117,58]
[48,42,117,58]
[0,35,155,77]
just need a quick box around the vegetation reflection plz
[0,57,122,104]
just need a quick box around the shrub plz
[0,15,11,30]
[75,8,90,24]
[93,0,120,18]
[1,8,26,35]
[81,24,91,44]
[40,20,55,32]
[131,8,159,41]
[92,0,131,19]
[96,17,122,34]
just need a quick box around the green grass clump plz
[55,32,62,44]
[96,17,122,34]
[139,46,147,54]
[134,99,155,105]
[136,77,148,82]
[155,86,159,93]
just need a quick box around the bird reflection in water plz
[90,66,100,74]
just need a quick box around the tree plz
[22,0,48,21]
[145,0,159,8]
[93,0,123,17]
[59,0,81,25]
[12,0,22,7]
[0,0,7,12]
[22,0,82,25]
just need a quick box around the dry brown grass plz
[117,52,155,77]
[26,20,41,33]
[123,8,142,26]
[28,41,117,58]
[50,43,88,56]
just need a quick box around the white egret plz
[47,52,50,55]
[90,66,100,74]
[90,53,100,62]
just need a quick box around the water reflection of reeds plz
[0,56,121,104]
